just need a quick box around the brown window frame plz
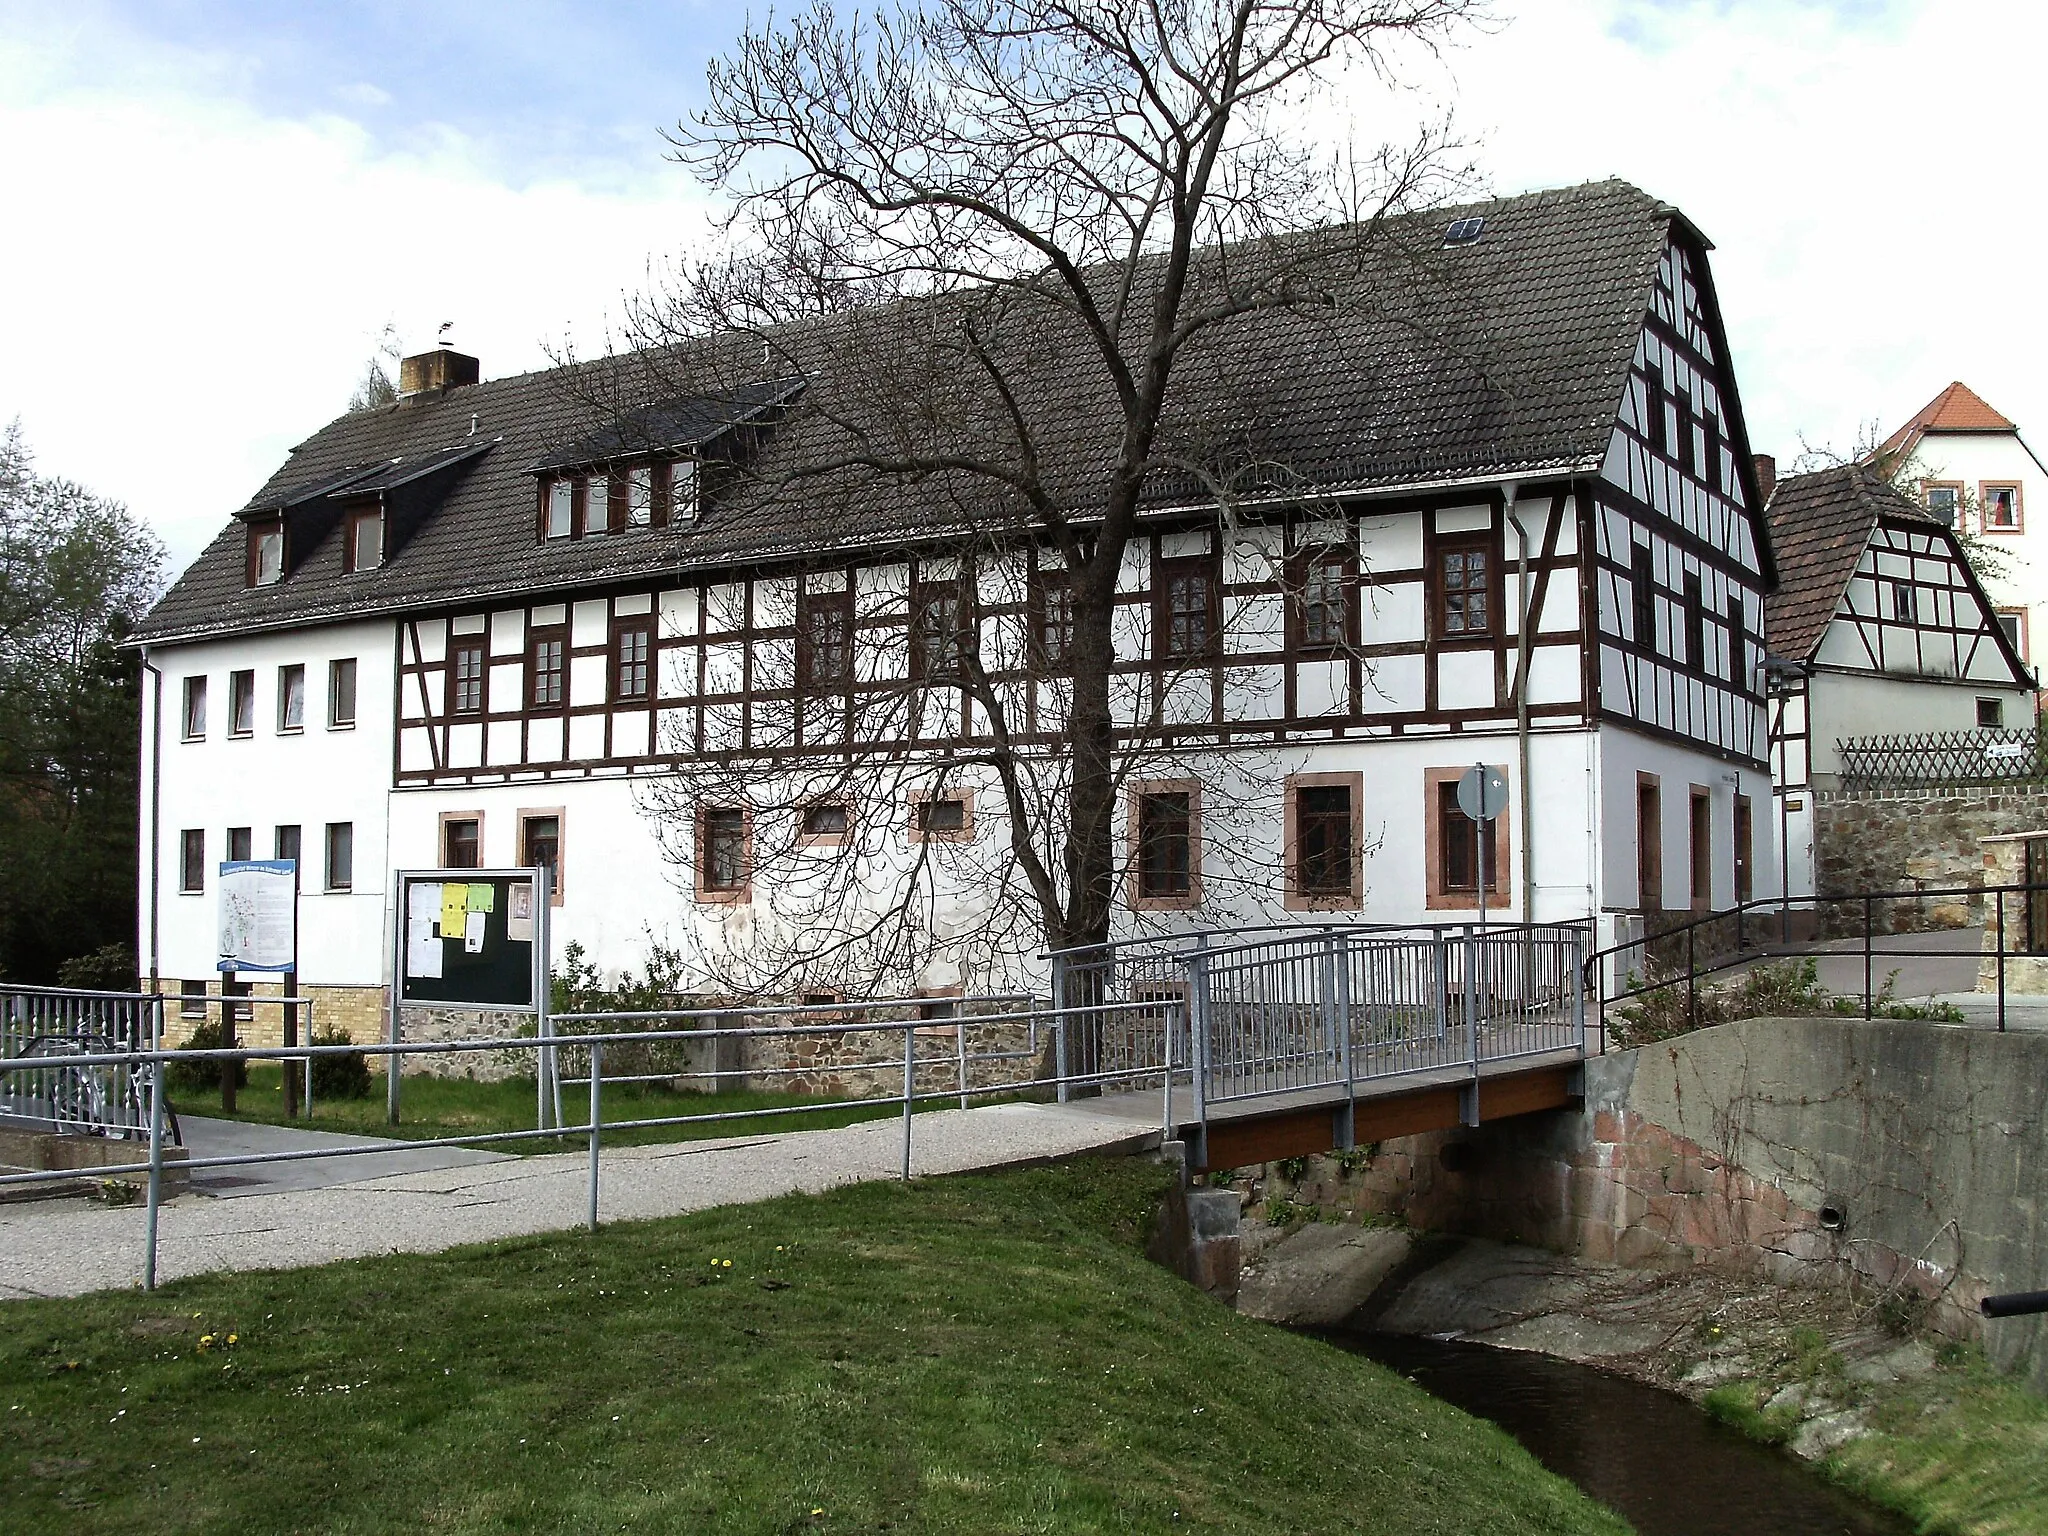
[518,808,565,904]
[276,663,306,733]
[1689,787,1713,912]
[1284,772,1363,911]
[528,626,567,709]
[342,503,385,573]
[439,811,484,870]
[1154,552,1220,662]
[1431,534,1497,640]
[695,805,752,903]
[327,658,357,729]
[1032,568,1076,671]
[226,825,253,863]
[1734,793,1753,904]
[1980,482,2023,534]
[909,789,975,844]
[180,675,207,741]
[246,517,285,587]
[539,476,576,541]
[610,616,653,702]
[1631,542,1656,650]
[798,800,853,848]
[1288,542,1356,653]
[1424,766,1512,911]
[910,578,973,681]
[228,669,256,737]
[449,639,487,717]
[1637,774,1663,911]
[1128,779,1201,911]
[797,586,854,691]
[324,821,354,892]
[1683,572,1704,669]
[179,829,205,893]
[1923,480,1964,529]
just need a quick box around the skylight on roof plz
[1443,216,1486,246]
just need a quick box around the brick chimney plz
[398,347,480,404]
[1752,453,1777,507]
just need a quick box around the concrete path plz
[177,1116,512,1197]
[0,1099,1161,1300]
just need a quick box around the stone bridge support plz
[1301,1017,2048,1394]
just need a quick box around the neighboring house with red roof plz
[1763,463,2034,897]
[1878,382,2048,666]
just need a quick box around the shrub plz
[56,944,138,992]
[167,1019,248,1093]
[309,1026,372,1099]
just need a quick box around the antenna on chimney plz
[438,321,455,347]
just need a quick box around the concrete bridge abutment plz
[1259,1016,2048,1394]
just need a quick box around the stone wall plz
[1274,1016,2048,1394]
[1815,784,2048,929]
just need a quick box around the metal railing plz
[0,988,1184,1291]
[1183,924,1587,1110]
[1587,881,2048,1038]
[1,984,164,1138]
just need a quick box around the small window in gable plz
[247,519,285,587]
[344,505,384,573]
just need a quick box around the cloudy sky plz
[1,0,2039,572]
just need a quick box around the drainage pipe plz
[1505,489,1536,922]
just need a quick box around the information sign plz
[217,859,298,973]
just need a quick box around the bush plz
[55,943,137,992]
[309,1026,372,1099]
[167,1019,248,1093]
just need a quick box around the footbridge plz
[1059,922,1590,1171]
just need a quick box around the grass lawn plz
[1715,1346,2048,1536]
[0,1159,1632,1535]
[174,1065,924,1153]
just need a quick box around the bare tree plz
[346,323,402,414]
[597,0,1484,995]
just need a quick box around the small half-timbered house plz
[132,179,1782,1030]
[1764,463,2035,896]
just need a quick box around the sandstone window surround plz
[1424,766,1510,912]
[1128,779,1201,911]
[1284,772,1363,912]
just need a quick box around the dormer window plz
[671,460,700,523]
[247,519,285,587]
[344,505,384,573]
[626,465,653,527]
[543,479,574,540]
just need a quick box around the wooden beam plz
[1194,1064,1581,1170]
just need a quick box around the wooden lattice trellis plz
[1836,728,2045,791]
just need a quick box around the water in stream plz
[1329,1332,1911,1536]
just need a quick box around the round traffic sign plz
[1456,764,1509,823]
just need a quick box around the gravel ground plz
[0,1099,1160,1299]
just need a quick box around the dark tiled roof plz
[1764,463,1946,659]
[138,178,1684,645]
[528,377,807,472]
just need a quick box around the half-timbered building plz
[132,179,1782,1031]
[1762,463,2034,897]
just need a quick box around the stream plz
[1326,1331,1912,1536]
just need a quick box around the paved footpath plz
[0,1099,1162,1301]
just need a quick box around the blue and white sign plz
[217,859,298,973]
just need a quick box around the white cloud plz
[1,1,2040,578]
[0,43,705,569]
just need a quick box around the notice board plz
[397,870,541,1008]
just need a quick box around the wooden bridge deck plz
[1081,1048,1584,1170]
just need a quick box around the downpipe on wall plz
[1506,488,1535,921]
